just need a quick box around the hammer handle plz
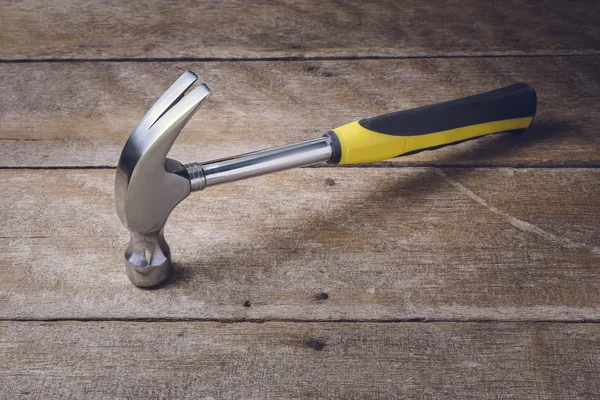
[326,83,537,165]
[187,83,537,191]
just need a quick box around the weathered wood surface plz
[2,168,598,321]
[1,0,598,60]
[1,321,598,399]
[1,56,599,167]
[2,0,599,398]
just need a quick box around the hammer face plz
[125,230,172,287]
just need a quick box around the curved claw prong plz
[146,83,211,155]
[135,70,198,133]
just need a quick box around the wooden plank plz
[1,0,599,60]
[1,167,599,321]
[1,321,598,398]
[1,56,599,168]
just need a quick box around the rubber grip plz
[328,83,537,164]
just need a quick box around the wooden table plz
[1,1,599,398]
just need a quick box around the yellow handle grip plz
[327,83,537,165]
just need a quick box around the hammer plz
[115,71,537,287]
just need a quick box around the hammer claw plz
[136,70,198,133]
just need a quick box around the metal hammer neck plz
[184,136,333,192]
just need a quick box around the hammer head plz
[115,71,210,287]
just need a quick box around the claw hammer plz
[115,71,537,287]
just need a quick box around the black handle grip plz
[329,83,537,164]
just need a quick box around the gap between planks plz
[3,164,600,170]
[2,318,600,324]
[1,52,600,64]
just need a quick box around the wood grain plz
[1,168,598,321]
[3,2,598,397]
[1,321,598,399]
[1,0,599,60]
[1,56,599,167]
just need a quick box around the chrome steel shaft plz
[184,136,333,192]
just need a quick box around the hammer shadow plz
[140,265,194,290]
[167,119,575,287]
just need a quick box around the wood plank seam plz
[3,163,600,170]
[2,53,600,63]
[3,318,600,324]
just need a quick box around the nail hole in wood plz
[316,292,329,300]
[306,339,326,351]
